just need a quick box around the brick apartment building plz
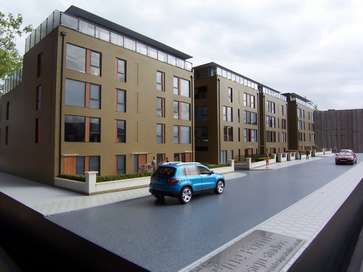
[0,6,194,183]
[314,109,363,152]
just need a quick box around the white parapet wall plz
[54,161,235,195]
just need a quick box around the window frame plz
[116,58,127,82]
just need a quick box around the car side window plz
[184,166,199,176]
[198,166,210,175]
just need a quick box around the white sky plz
[2,0,363,110]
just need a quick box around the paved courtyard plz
[46,155,362,272]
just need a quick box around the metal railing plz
[1,68,22,95]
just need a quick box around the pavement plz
[46,155,361,272]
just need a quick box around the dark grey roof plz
[194,62,281,94]
[283,92,312,103]
[64,6,192,60]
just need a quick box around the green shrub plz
[96,172,152,183]
[205,163,229,169]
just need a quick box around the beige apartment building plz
[194,63,260,164]
[0,6,194,183]
[284,93,315,151]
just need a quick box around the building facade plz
[314,109,363,152]
[259,86,288,155]
[284,93,315,151]
[0,6,194,183]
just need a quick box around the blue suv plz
[149,162,225,204]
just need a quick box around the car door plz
[197,166,215,190]
[184,165,203,191]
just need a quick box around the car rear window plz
[153,166,176,178]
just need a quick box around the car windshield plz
[152,166,176,178]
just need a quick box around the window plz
[124,37,135,50]
[282,119,287,129]
[227,87,233,103]
[66,44,85,73]
[156,123,165,144]
[89,156,100,174]
[116,89,126,112]
[36,85,42,111]
[180,79,190,97]
[79,20,95,36]
[267,101,276,114]
[281,105,285,116]
[173,77,179,95]
[266,131,277,142]
[116,120,126,143]
[195,127,208,143]
[156,97,165,117]
[243,93,256,108]
[224,126,233,141]
[243,111,257,125]
[5,126,8,145]
[173,101,190,120]
[111,32,123,46]
[173,126,179,144]
[156,71,164,91]
[76,156,85,176]
[180,102,190,120]
[116,59,126,82]
[89,118,101,142]
[65,115,85,142]
[35,118,39,143]
[198,166,211,175]
[116,155,126,175]
[195,106,208,122]
[89,84,101,109]
[173,101,179,119]
[244,128,258,143]
[180,126,191,144]
[173,77,190,97]
[6,102,9,120]
[90,51,101,76]
[37,53,43,77]
[95,26,109,41]
[173,126,191,144]
[223,106,233,122]
[65,79,85,107]
[266,116,276,128]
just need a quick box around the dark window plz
[89,156,100,174]
[116,89,126,112]
[116,120,126,143]
[5,126,8,145]
[195,106,208,122]
[90,51,101,76]
[223,126,233,141]
[76,156,85,176]
[116,155,126,175]
[35,118,39,143]
[89,118,101,142]
[89,84,101,109]
[116,59,126,82]
[152,166,176,178]
[198,166,211,175]
[65,115,85,142]
[65,79,85,107]
[36,85,42,111]
[156,123,165,144]
[223,106,233,122]
[37,53,43,77]
[66,44,85,73]
[156,71,164,91]
[195,86,207,99]
[6,102,9,120]
[228,87,233,103]
[156,97,165,117]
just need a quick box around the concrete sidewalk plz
[0,171,246,216]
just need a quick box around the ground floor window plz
[156,153,166,165]
[133,154,148,173]
[62,155,100,176]
[174,152,192,162]
[116,155,126,175]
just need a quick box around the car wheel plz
[179,187,192,204]
[215,180,225,194]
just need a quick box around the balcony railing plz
[262,86,287,102]
[24,10,192,71]
[1,68,22,95]
[214,67,259,91]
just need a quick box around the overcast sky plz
[1,0,362,110]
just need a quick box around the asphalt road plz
[47,156,361,272]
